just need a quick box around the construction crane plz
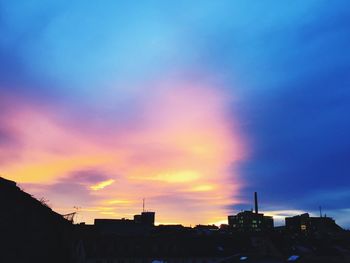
[62,212,76,223]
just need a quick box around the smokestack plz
[254,192,258,214]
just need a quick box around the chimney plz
[254,192,258,214]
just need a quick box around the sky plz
[1,0,350,227]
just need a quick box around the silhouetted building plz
[228,192,274,232]
[134,211,155,226]
[154,224,192,234]
[194,224,219,235]
[228,211,274,232]
[94,211,155,235]
[285,213,343,234]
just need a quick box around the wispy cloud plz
[90,179,115,191]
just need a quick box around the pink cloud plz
[1,78,246,225]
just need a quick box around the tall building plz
[228,192,274,232]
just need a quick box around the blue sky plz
[1,0,350,226]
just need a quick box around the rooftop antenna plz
[143,198,145,212]
[254,192,258,214]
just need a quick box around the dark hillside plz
[0,177,72,263]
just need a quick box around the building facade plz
[227,192,274,232]
[228,211,273,232]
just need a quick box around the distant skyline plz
[1,1,349,227]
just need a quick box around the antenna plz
[319,206,322,217]
[143,198,145,212]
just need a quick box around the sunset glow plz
[2,0,349,228]
[2,81,245,225]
